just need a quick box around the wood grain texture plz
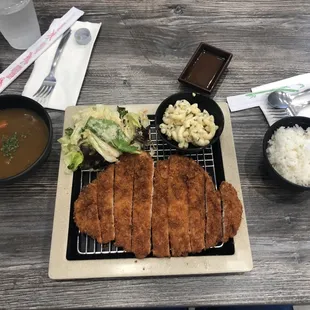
[1,0,310,308]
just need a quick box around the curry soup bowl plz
[0,95,53,185]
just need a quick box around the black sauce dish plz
[263,116,310,191]
[155,92,224,152]
[178,42,233,94]
[0,95,53,185]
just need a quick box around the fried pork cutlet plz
[74,180,102,244]
[114,154,135,251]
[132,152,154,259]
[205,172,222,249]
[186,159,205,254]
[152,160,170,258]
[97,165,115,244]
[168,155,191,257]
[220,181,243,243]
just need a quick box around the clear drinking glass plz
[0,0,41,50]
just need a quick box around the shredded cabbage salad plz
[58,105,150,172]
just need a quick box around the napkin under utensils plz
[23,21,101,111]
[227,73,310,125]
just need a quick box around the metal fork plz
[265,107,292,123]
[33,29,71,99]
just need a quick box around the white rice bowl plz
[266,125,310,187]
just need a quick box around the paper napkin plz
[227,74,310,125]
[23,21,101,110]
[0,7,84,94]
[251,73,310,92]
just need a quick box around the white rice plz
[266,125,310,186]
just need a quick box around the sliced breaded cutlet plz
[132,152,154,259]
[220,181,243,243]
[205,172,222,249]
[74,180,102,244]
[186,158,206,254]
[97,165,115,244]
[168,155,191,257]
[152,160,170,258]
[114,154,135,251]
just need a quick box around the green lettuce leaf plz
[86,117,140,154]
[64,150,84,171]
[117,106,128,118]
[84,129,121,162]
[65,127,74,137]
[125,112,141,128]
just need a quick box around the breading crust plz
[187,158,205,253]
[131,152,154,259]
[220,181,243,243]
[205,173,222,248]
[74,180,102,243]
[114,154,135,251]
[97,165,115,244]
[168,155,191,257]
[152,160,170,257]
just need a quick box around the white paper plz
[227,73,310,126]
[252,75,310,125]
[0,7,84,93]
[252,73,310,92]
[23,21,101,110]
[227,84,305,112]
[259,101,292,126]
[227,92,266,112]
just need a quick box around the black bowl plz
[155,92,224,152]
[263,116,310,190]
[0,95,53,185]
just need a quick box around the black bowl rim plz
[263,116,310,190]
[0,95,53,184]
[155,92,225,152]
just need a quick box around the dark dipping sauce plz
[0,109,48,179]
[185,51,225,88]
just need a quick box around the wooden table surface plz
[1,0,310,309]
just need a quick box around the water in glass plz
[0,0,41,50]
